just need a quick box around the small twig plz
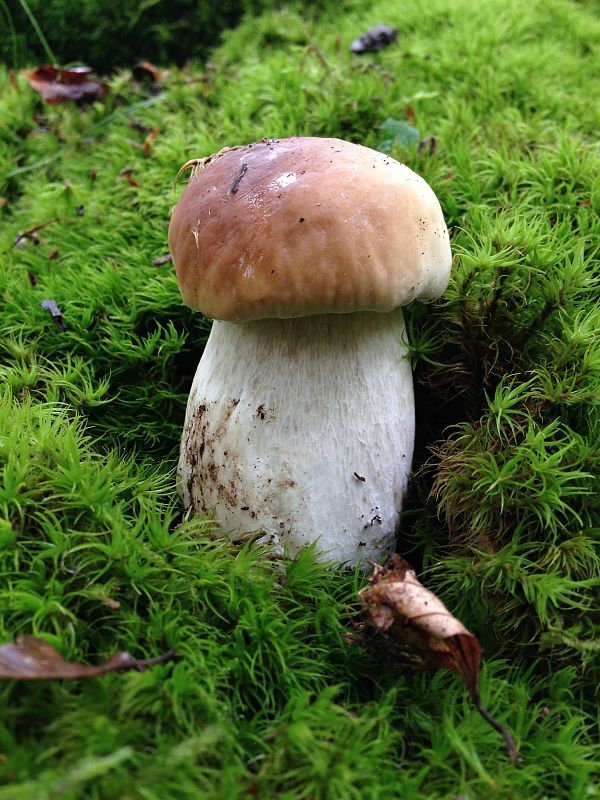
[129,648,178,672]
[11,217,64,248]
[473,692,521,767]
[229,162,248,195]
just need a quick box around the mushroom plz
[168,137,451,566]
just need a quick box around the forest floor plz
[0,0,598,797]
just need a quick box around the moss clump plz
[0,0,599,796]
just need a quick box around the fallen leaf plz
[360,555,481,691]
[406,103,417,123]
[119,166,141,187]
[153,252,172,266]
[28,271,37,286]
[359,555,520,765]
[418,135,437,156]
[132,61,169,83]
[350,23,398,54]
[41,299,67,331]
[0,636,176,680]
[23,65,107,105]
[143,126,160,157]
[378,118,420,153]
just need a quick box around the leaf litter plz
[23,65,108,105]
[357,556,520,765]
[0,636,176,680]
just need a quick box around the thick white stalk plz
[178,309,415,566]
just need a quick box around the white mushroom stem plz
[178,309,415,567]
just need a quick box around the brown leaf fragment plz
[143,126,160,157]
[153,252,172,266]
[41,299,67,331]
[418,135,437,156]
[360,554,482,692]
[12,217,63,249]
[406,103,417,123]
[132,61,169,84]
[350,24,398,54]
[23,65,107,105]
[119,166,141,187]
[0,636,176,680]
[359,555,519,766]
[28,271,37,286]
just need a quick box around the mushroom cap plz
[168,137,452,321]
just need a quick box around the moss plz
[0,0,599,796]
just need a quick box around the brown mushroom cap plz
[168,137,452,321]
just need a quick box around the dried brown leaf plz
[132,61,169,83]
[0,636,176,680]
[119,166,141,187]
[143,126,160,157]
[23,65,107,105]
[360,554,481,695]
[359,555,519,765]
[418,135,437,156]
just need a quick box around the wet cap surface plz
[169,137,452,321]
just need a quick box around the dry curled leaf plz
[132,61,169,84]
[23,65,107,105]
[143,126,160,157]
[360,554,482,694]
[359,555,520,765]
[0,636,176,680]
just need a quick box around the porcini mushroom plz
[168,137,451,566]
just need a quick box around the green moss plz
[0,0,599,796]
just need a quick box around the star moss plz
[0,0,598,796]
